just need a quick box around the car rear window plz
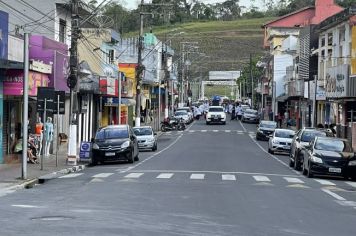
[301,130,326,142]
[209,107,223,112]
[260,122,277,128]
[175,111,187,116]
[315,139,352,152]
[133,128,153,136]
[95,128,129,139]
[275,130,295,138]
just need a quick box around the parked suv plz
[91,125,139,165]
[289,128,333,170]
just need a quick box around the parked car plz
[91,125,139,165]
[241,109,259,123]
[268,129,295,154]
[133,126,157,151]
[289,128,334,170]
[256,120,277,141]
[240,104,250,115]
[206,106,226,125]
[173,110,190,124]
[301,137,356,179]
[176,107,193,123]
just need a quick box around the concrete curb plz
[38,164,87,184]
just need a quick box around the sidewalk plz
[0,144,85,193]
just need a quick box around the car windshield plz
[95,128,129,140]
[209,107,223,112]
[175,111,187,116]
[133,128,153,136]
[301,130,326,142]
[260,122,277,128]
[275,130,295,138]
[314,139,352,152]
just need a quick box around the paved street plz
[1,119,356,236]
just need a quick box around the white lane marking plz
[248,131,255,134]
[213,130,219,132]
[225,130,231,133]
[284,177,304,184]
[189,130,195,133]
[201,130,207,132]
[190,174,205,180]
[89,178,104,183]
[178,131,184,133]
[322,189,346,201]
[124,173,144,178]
[129,169,299,177]
[11,204,43,208]
[120,132,184,173]
[314,179,336,186]
[156,173,174,179]
[92,173,114,178]
[166,131,172,134]
[239,120,247,132]
[58,173,83,179]
[346,182,356,188]
[222,174,236,181]
[253,175,271,182]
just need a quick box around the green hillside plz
[124,17,275,99]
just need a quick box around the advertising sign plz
[325,64,349,98]
[4,71,49,96]
[0,82,3,163]
[79,141,92,161]
[0,10,9,60]
[99,77,118,96]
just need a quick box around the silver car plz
[133,126,157,151]
[268,129,295,154]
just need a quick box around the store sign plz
[99,76,118,96]
[79,141,91,161]
[325,64,348,98]
[4,71,49,96]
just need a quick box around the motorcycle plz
[161,117,186,132]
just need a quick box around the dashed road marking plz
[156,173,174,179]
[222,174,236,181]
[190,174,205,180]
[124,173,144,178]
[314,179,336,186]
[253,175,271,182]
[284,177,304,184]
[92,173,114,178]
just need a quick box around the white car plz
[174,111,190,124]
[206,106,226,125]
[176,107,193,123]
[133,126,157,151]
[268,129,295,154]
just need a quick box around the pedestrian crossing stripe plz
[287,184,310,188]
[222,174,236,181]
[346,182,356,188]
[190,174,205,180]
[58,173,83,178]
[314,179,335,186]
[92,173,114,178]
[156,173,174,179]
[124,173,144,178]
[284,177,304,184]
[253,175,271,182]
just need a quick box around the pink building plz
[263,0,344,47]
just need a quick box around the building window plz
[328,33,333,46]
[59,19,66,43]
[108,49,115,64]
[321,37,325,47]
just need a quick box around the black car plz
[256,120,277,141]
[91,125,139,165]
[289,128,333,170]
[301,137,356,179]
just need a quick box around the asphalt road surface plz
[1,118,356,236]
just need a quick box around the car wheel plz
[256,136,260,141]
[223,121,226,125]
[206,121,210,125]
[307,162,313,178]
[127,150,134,163]
[288,153,294,167]
[294,152,301,171]
[91,156,98,166]
[152,143,157,152]
[302,161,307,175]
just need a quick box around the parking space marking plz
[92,173,114,178]
[253,175,271,182]
[284,177,304,184]
[190,174,205,180]
[124,173,144,178]
[156,173,174,179]
[314,179,336,186]
[222,174,236,181]
[58,173,83,179]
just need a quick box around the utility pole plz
[22,32,29,179]
[135,0,145,127]
[67,0,80,164]
[312,75,318,127]
[250,53,254,108]
[163,35,169,119]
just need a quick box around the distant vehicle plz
[241,109,259,123]
[176,107,193,123]
[301,137,356,179]
[289,128,334,170]
[174,110,190,124]
[206,106,226,125]
[256,120,277,141]
[133,126,157,151]
[268,129,295,154]
[91,125,139,165]
[240,105,250,114]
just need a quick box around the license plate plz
[105,152,115,156]
[283,146,290,150]
[329,168,341,173]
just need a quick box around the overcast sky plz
[122,0,264,11]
